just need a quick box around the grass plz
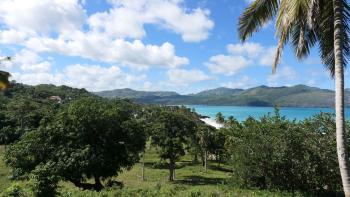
[0,146,301,196]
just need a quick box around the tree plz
[137,105,162,181]
[208,130,227,167]
[0,98,55,145]
[197,125,215,172]
[215,112,225,124]
[225,111,344,194]
[239,0,350,195]
[5,97,146,194]
[151,110,196,181]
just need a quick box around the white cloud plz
[63,64,145,91]
[0,0,85,35]
[227,43,275,65]
[0,57,14,70]
[0,30,27,44]
[206,55,251,76]
[12,64,145,92]
[96,0,214,42]
[143,81,154,91]
[167,68,210,85]
[267,66,298,87]
[227,42,264,57]
[206,42,276,76]
[13,50,52,72]
[11,72,64,86]
[24,34,188,69]
[222,75,257,89]
[0,0,198,70]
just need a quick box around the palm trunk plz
[333,0,350,196]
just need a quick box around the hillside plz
[95,85,350,107]
[189,87,243,97]
[0,83,94,104]
[95,88,179,99]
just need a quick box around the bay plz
[186,105,350,122]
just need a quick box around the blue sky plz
[0,0,347,94]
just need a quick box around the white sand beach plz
[200,118,223,129]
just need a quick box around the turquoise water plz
[186,105,350,122]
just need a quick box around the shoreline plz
[200,118,223,129]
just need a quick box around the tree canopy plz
[5,97,146,195]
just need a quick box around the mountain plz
[0,83,95,106]
[190,87,243,97]
[95,88,179,99]
[95,85,350,107]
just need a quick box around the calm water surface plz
[186,105,350,122]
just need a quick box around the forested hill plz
[95,88,179,99]
[95,85,350,107]
[3,83,350,107]
[0,83,94,104]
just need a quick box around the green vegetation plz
[224,111,345,195]
[0,145,300,197]
[95,85,350,107]
[4,97,146,195]
[0,83,347,196]
[95,88,179,99]
[238,0,350,195]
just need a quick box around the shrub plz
[224,110,345,195]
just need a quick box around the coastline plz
[200,118,223,129]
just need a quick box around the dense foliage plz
[4,97,146,196]
[0,83,94,145]
[223,110,346,195]
[151,107,197,181]
[1,83,348,196]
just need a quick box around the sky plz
[0,0,348,94]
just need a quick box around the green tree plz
[0,98,55,145]
[215,112,225,124]
[151,110,196,181]
[5,97,146,195]
[239,0,350,194]
[225,111,344,195]
[197,125,215,172]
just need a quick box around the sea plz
[186,105,350,122]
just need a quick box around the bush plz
[224,110,345,195]
[2,183,24,197]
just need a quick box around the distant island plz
[95,85,350,108]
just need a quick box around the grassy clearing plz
[0,146,300,196]
[0,146,11,191]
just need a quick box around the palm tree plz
[239,0,350,195]
[215,112,225,124]
[0,56,12,90]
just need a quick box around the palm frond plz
[238,0,279,41]
[291,21,317,60]
[315,0,350,77]
[307,0,319,29]
[273,28,289,73]
[273,0,311,72]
